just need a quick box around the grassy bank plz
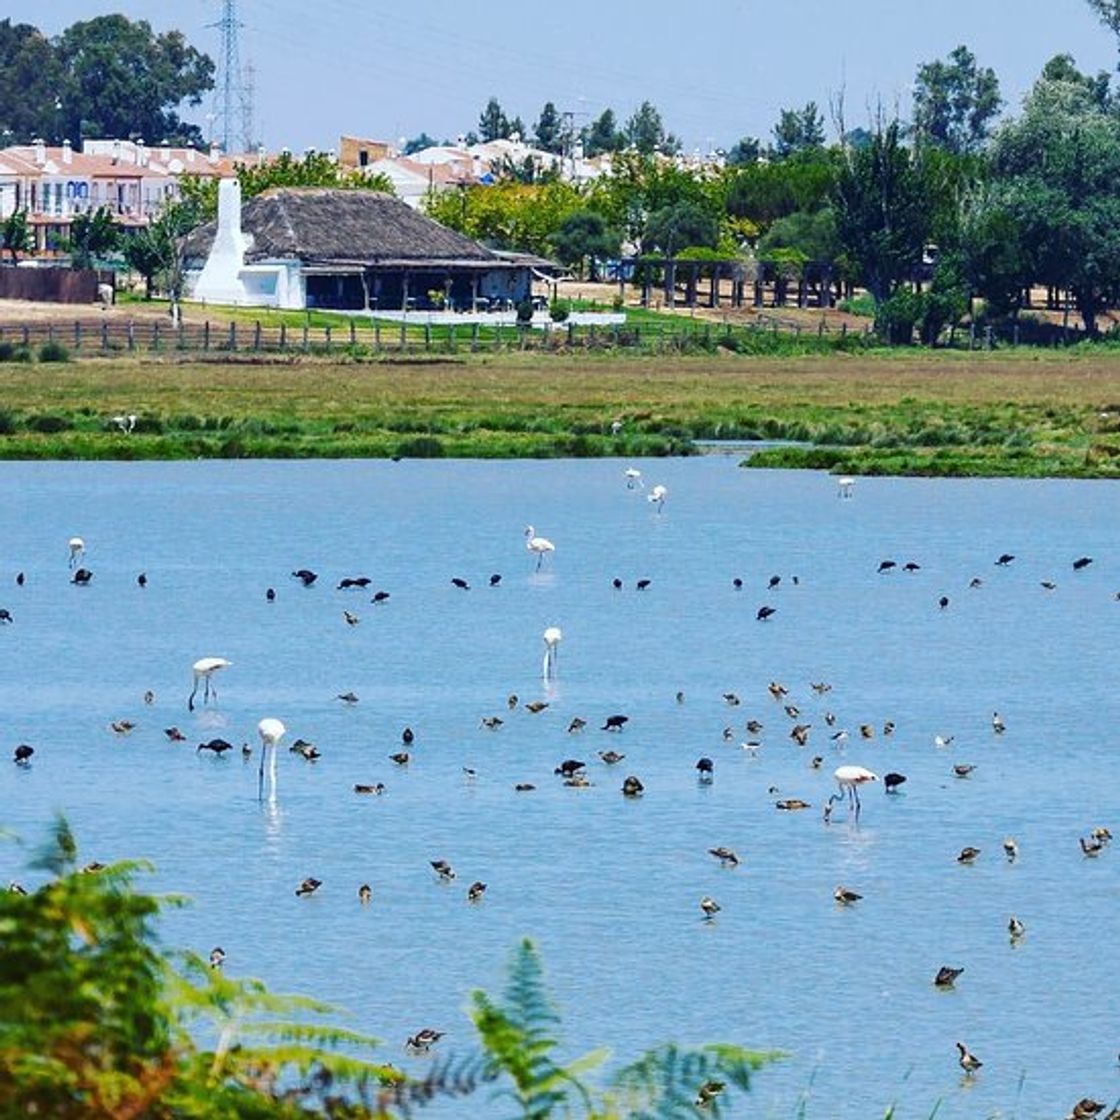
[1,349,1120,475]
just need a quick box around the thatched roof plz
[183,187,501,266]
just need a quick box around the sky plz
[34,1,1119,153]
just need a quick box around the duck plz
[567,717,587,733]
[834,885,862,904]
[956,1041,982,1074]
[467,881,487,903]
[957,846,981,864]
[209,947,226,969]
[1003,837,1019,861]
[708,847,740,867]
[406,1028,445,1052]
[291,568,318,586]
[621,775,644,797]
[953,763,975,778]
[700,896,721,919]
[295,877,322,897]
[430,860,455,881]
[598,750,625,765]
[524,700,549,714]
[554,759,585,779]
[354,783,386,795]
[934,965,964,988]
[358,884,372,904]
[1008,915,1025,939]
[776,798,811,811]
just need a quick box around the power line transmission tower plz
[241,60,256,153]
[208,0,253,153]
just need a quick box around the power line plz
[208,0,254,152]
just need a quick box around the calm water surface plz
[1,456,1118,1118]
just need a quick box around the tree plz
[771,102,826,159]
[912,45,1001,154]
[584,108,622,157]
[55,15,214,145]
[725,136,762,166]
[1,209,32,262]
[402,132,439,156]
[758,207,839,262]
[0,20,66,143]
[1040,52,1111,110]
[478,96,510,142]
[624,101,679,156]
[534,101,563,153]
[1086,0,1120,61]
[508,115,526,142]
[66,206,118,269]
[643,199,719,256]
[832,120,932,306]
[550,209,620,278]
[724,154,837,232]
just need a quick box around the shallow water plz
[1,456,1118,1118]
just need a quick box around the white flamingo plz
[257,717,286,802]
[647,484,667,512]
[68,537,85,568]
[837,476,854,499]
[624,467,644,490]
[831,764,878,818]
[188,657,231,711]
[542,626,562,678]
[524,526,555,571]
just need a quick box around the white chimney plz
[192,177,250,306]
[186,148,196,164]
[209,142,220,166]
[33,138,46,166]
[137,139,148,167]
[62,139,72,165]
[256,143,265,168]
[112,140,121,165]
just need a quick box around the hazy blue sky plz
[37,1,1118,151]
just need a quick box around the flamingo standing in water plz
[188,657,231,711]
[624,467,644,489]
[542,626,562,678]
[831,764,878,818]
[647,485,667,512]
[68,537,85,568]
[257,717,286,802]
[524,526,555,571]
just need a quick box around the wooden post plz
[399,320,406,350]
[254,321,262,350]
[203,321,210,350]
[424,322,431,351]
[302,324,309,351]
[101,321,108,350]
[349,320,356,347]
[229,322,237,351]
[325,325,331,350]
[471,321,479,352]
[74,321,81,350]
[280,323,287,349]
[47,323,54,343]
[127,321,135,352]
[21,325,29,346]
[374,321,381,351]
[153,321,160,349]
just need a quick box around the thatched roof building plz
[184,185,530,312]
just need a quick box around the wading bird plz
[524,525,555,571]
[831,765,878,817]
[68,537,85,568]
[542,626,562,679]
[647,484,667,512]
[188,657,231,711]
[257,718,286,802]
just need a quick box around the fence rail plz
[0,315,1094,356]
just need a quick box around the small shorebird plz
[695,1080,725,1108]
[353,783,385,795]
[621,775,644,797]
[430,859,455,881]
[480,716,503,730]
[957,846,981,864]
[406,1028,444,1052]
[953,763,975,778]
[992,711,1006,734]
[1008,915,1025,940]
[554,759,585,778]
[708,847,740,867]
[295,877,322,897]
[1003,837,1019,861]
[598,750,625,764]
[834,885,862,905]
[776,798,811,811]
[700,896,721,920]
[209,947,225,969]
[525,700,549,714]
[696,757,714,779]
[567,717,587,733]
[956,1041,982,1075]
[467,881,486,902]
[336,691,359,704]
[358,884,372,904]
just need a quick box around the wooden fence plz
[0,315,1092,356]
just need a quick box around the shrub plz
[549,299,570,323]
[38,340,70,363]
[395,435,445,458]
[515,300,534,324]
[26,413,70,433]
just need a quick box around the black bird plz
[1073,556,1093,570]
[371,589,390,603]
[622,775,644,797]
[732,577,743,590]
[13,744,33,764]
[903,561,921,572]
[601,714,629,731]
[197,738,234,756]
[164,727,186,742]
[266,587,276,602]
[295,877,322,897]
[934,965,964,988]
[757,605,777,621]
[877,560,896,573]
[612,577,623,590]
[402,727,415,745]
[554,759,585,778]
[696,757,714,779]
[938,596,949,610]
[451,577,470,590]
[995,553,1015,566]
[768,575,781,589]
[291,568,318,586]
[467,880,487,902]
[71,568,93,585]
[599,749,625,764]
[884,771,907,792]
[406,1028,445,1052]
[429,860,455,881]
[389,751,410,765]
[635,578,651,591]
[137,572,147,588]
[0,608,12,623]
[15,572,24,586]
[337,576,371,589]
[489,573,502,586]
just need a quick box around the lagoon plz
[1,455,1117,1117]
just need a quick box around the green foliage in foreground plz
[0,820,775,1118]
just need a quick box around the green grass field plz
[1,348,1119,474]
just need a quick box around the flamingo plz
[831,764,878,818]
[647,484,667,512]
[257,717,286,802]
[524,526,555,571]
[188,657,231,711]
[542,626,562,679]
[837,476,854,499]
[68,537,85,568]
[624,467,644,489]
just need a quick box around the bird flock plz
[3,464,1118,1115]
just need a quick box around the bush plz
[38,340,70,363]
[0,342,33,363]
[515,300,534,324]
[395,435,445,458]
[26,413,70,433]
[549,299,570,323]
[875,288,923,344]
